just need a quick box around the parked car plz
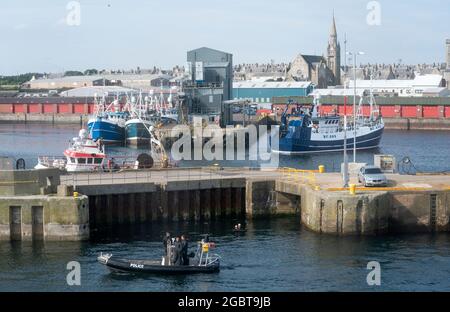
[358,166,388,187]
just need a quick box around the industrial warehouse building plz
[183,47,233,124]
[22,76,111,90]
[23,74,172,90]
[347,74,446,97]
[232,81,313,104]
[59,86,136,97]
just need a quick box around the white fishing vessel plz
[35,129,106,172]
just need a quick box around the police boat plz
[97,240,220,274]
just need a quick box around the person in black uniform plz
[171,237,183,265]
[181,235,189,265]
[163,232,171,255]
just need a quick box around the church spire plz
[327,12,341,86]
[330,11,337,37]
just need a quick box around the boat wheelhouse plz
[64,129,106,172]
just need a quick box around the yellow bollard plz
[318,165,325,173]
[349,184,356,195]
[73,191,79,198]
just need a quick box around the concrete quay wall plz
[1,167,449,241]
[274,180,450,235]
[0,113,87,124]
[0,195,89,241]
[0,168,61,196]
[81,178,247,229]
[383,118,450,130]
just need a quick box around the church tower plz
[327,14,341,85]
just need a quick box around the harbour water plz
[1,123,450,291]
[1,123,450,173]
[1,218,450,291]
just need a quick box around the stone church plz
[287,16,341,88]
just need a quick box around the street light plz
[346,51,365,163]
[342,89,349,187]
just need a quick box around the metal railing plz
[61,166,268,188]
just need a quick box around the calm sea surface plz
[0,123,449,291]
[1,123,450,172]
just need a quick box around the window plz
[94,158,103,164]
[365,168,382,174]
[70,157,75,163]
[78,158,86,164]
[87,158,93,164]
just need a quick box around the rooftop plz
[311,88,365,97]
[233,81,312,89]
[59,86,137,97]
[348,74,444,89]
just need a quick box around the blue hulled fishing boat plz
[87,96,130,144]
[272,94,384,155]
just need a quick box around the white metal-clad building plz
[347,74,446,97]
[59,86,136,97]
[310,88,365,97]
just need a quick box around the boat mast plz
[369,73,380,121]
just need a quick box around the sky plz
[0,0,449,75]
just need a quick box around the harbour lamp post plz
[346,51,365,163]
[343,88,349,187]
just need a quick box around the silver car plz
[358,166,388,187]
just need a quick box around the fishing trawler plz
[272,92,384,155]
[125,89,178,147]
[87,95,130,144]
[125,91,159,146]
